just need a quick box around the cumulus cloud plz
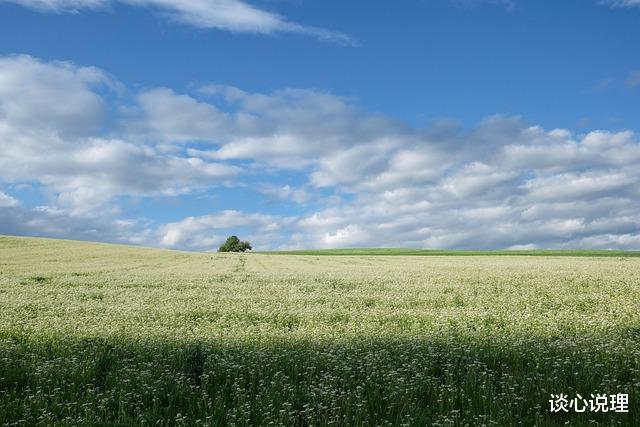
[157,210,295,250]
[258,185,310,204]
[0,55,239,214]
[282,124,640,250]
[1,54,639,250]
[134,87,232,143]
[136,117,640,251]
[0,192,19,207]
[0,202,154,244]
[154,86,409,173]
[1,0,353,44]
[0,55,109,137]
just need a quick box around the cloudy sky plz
[0,0,639,250]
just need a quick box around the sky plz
[0,0,639,251]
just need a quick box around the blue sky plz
[0,0,639,250]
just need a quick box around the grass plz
[0,235,638,426]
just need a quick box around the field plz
[0,236,639,426]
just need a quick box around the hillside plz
[1,235,638,425]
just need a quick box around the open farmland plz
[0,236,639,426]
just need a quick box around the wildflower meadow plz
[0,236,638,426]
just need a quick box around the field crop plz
[0,235,639,426]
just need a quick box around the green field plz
[0,236,638,426]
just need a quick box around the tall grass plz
[0,236,638,425]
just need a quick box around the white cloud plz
[153,87,408,175]
[0,55,109,137]
[0,56,240,214]
[266,119,640,250]
[136,88,231,143]
[258,185,309,204]
[1,54,640,250]
[157,210,294,250]
[1,0,353,44]
[0,202,153,244]
[0,192,19,207]
[522,171,637,202]
[441,162,517,198]
[602,0,640,7]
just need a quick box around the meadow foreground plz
[0,236,638,426]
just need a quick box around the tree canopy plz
[218,236,252,252]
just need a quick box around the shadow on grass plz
[0,333,637,426]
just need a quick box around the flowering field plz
[0,236,638,426]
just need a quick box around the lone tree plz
[218,235,252,252]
